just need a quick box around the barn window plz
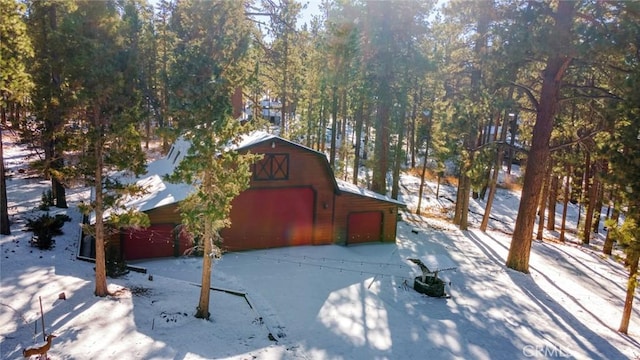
[254,153,289,180]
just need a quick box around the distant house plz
[104,132,405,260]
[240,98,282,124]
[259,98,282,124]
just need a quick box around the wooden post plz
[39,296,46,341]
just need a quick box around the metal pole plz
[39,296,46,341]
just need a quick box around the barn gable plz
[221,133,405,251]
[221,135,337,251]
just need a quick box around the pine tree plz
[63,0,149,297]
[505,1,577,272]
[1,0,33,235]
[323,3,359,170]
[25,0,75,209]
[167,0,259,320]
[431,0,494,229]
[363,0,431,195]
[154,0,177,150]
[599,35,640,335]
[607,217,640,334]
[258,0,302,137]
[0,0,33,126]
[0,130,8,235]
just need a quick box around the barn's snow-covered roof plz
[237,132,405,206]
[104,131,405,218]
[335,179,405,206]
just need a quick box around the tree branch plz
[561,83,623,101]
[471,140,529,155]
[508,81,540,111]
[549,128,602,153]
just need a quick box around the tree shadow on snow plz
[463,230,635,359]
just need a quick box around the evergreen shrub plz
[26,213,71,250]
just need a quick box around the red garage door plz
[347,211,382,244]
[123,224,190,260]
[222,187,314,251]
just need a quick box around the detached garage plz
[99,131,405,260]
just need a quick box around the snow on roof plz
[96,131,404,221]
[336,178,406,207]
[234,131,277,150]
[119,139,194,213]
[235,131,325,157]
[89,139,193,223]
[237,132,404,207]
[126,174,192,213]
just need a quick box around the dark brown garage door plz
[347,211,382,244]
[222,187,315,251]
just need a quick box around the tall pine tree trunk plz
[536,164,551,241]
[94,107,108,297]
[591,160,604,233]
[196,170,213,319]
[0,129,10,235]
[372,79,390,195]
[480,146,500,232]
[329,85,338,169]
[481,108,511,232]
[46,4,67,209]
[52,156,67,208]
[280,31,289,137]
[457,175,471,230]
[506,1,576,272]
[410,99,417,168]
[546,173,558,231]
[454,159,472,230]
[306,98,314,148]
[559,167,571,243]
[352,97,364,185]
[619,254,639,334]
[340,90,348,180]
[416,112,432,216]
[319,88,327,153]
[391,91,407,200]
[603,198,619,255]
[582,152,594,245]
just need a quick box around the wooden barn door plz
[223,187,315,251]
[347,211,383,244]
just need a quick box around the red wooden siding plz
[122,224,191,260]
[113,136,401,259]
[240,140,335,245]
[347,211,383,244]
[221,187,315,251]
[334,192,398,245]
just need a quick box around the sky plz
[299,0,323,27]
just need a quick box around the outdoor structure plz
[98,132,405,260]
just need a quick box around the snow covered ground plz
[1,133,640,359]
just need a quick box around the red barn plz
[106,132,405,260]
